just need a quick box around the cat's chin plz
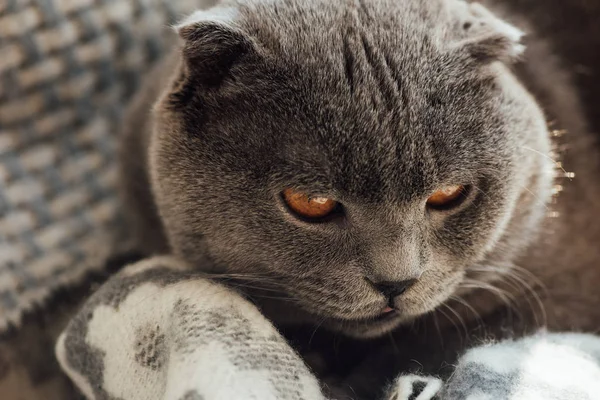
[255,294,425,339]
[259,299,414,339]
[320,311,412,339]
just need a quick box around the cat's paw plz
[385,374,442,400]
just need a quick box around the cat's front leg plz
[55,256,326,400]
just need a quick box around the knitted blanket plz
[0,1,210,397]
[0,0,217,333]
[56,256,600,400]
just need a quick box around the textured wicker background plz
[0,0,215,332]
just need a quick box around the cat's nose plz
[373,279,417,299]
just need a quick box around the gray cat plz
[119,0,600,397]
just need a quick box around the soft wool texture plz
[0,0,218,332]
[56,257,600,400]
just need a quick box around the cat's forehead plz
[237,0,448,63]
[229,0,506,144]
[221,0,523,89]
[182,0,522,199]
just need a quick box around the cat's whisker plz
[516,184,551,211]
[209,272,288,289]
[509,264,550,298]
[241,290,300,305]
[247,294,297,302]
[492,273,542,326]
[521,145,572,179]
[308,315,328,346]
[449,294,485,333]
[501,270,548,327]
[460,278,523,322]
[470,184,495,203]
[209,273,282,283]
[442,302,469,339]
[387,331,400,354]
[431,312,446,350]
[219,281,286,293]
[467,264,548,327]
[436,306,465,346]
[471,182,551,213]
[333,332,342,363]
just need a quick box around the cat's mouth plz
[376,308,399,321]
[238,284,411,337]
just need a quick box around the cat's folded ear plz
[173,7,256,86]
[448,2,525,64]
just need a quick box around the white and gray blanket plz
[56,256,600,400]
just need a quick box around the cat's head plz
[149,0,554,338]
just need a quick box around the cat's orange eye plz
[282,189,338,220]
[426,185,467,209]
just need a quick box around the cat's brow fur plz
[120,0,600,352]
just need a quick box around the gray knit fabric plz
[0,0,218,331]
